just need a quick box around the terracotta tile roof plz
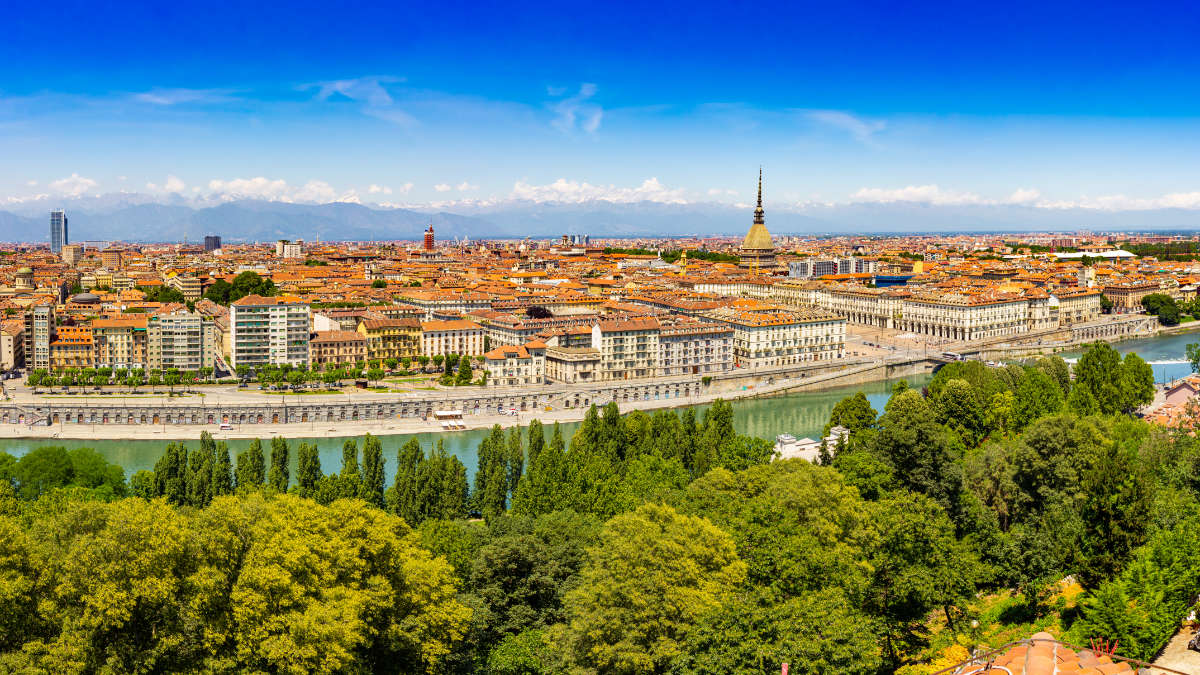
[938,633,1159,675]
[421,319,482,332]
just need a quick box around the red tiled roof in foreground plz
[933,632,1187,675]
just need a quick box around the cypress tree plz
[339,438,361,498]
[680,407,699,471]
[433,440,469,520]
[187,440,214,507]
[296,442,322,498]
[527,419,545,465]
[268,437,290,492]
[359,434,385,508]
[236,438,266,489]
[513,422,568,517]
[506,426,524,500]
[154,442,188,505]
[390,438,423,522]
[212,441,233,497]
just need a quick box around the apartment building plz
[421,319,485,357]
[657,319,734,376]
[93,316,148,369]
[229,295,311,367]
[897,291,1050,341]
[483,341,546,387]
[591,317,660,380]
[147,310,218,372]
[167,274,203,302]
[0,322,23,370]
[49,325,94,370]
[544,346,601,383]
[24,305,52,370]
[357,318,421,360]
[1053,288,1103,325]
[309,330,367,367]
[705,307,845,369]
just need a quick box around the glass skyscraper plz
[49,209,68,254]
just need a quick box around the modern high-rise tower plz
[49,210,68,254]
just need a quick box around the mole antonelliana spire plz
[739,167,777,271]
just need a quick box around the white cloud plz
[849,184,989,205]
[510,177,686,204]
[302,75,415,126]
[205,176,358,203]
[25,180,36,187]
[456,182,478,191]
[1008,188,1041,203]
[146,174,186,193]
[1042,191,1200,211]
[550,83,603,134]
[49,173,98,196]
[368,184,392,195]
[132,88,235,105]
[706,188,738,197]
[434,183,452,192]
[807,110,886,144]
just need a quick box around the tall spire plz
[753,166,765,225]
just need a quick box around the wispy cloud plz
[456,182,478,191]
[510,177,685,204]
[433,183,452,192]
[132,88,237,105]
[302,75,415,126]
[549,83,603,134]
[806,109,886,144]
[206,176,359,203]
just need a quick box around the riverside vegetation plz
[0,341,1196,673]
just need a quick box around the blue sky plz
[5,0,1200,211]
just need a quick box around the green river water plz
[0,375,929,483]
[9,327,1197,484]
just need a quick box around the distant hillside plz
[4,196,1200,243]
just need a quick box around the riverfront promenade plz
[0,358,891,440]
[0,313,1183,441]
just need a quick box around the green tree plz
[1014,368,1064,430]
[389,438,423,523]
[295,442,322,498]
[456,357,473,385]
[512,423,569,517]
[867,492,980,663]
[154,442,190,504]
[932,378,985,446]
[1074,436,1154,588]
[212,441,233,497]
[563,503,746,674]
[268,437,289,492]
[236,439,266,489]
[823,391,878,437]
[678,588,882,675]
[870,389,964,518]
[360,434,385,508]
[1119,352,1155,414]
[339,438,362,498]
[1073,342,1124,415]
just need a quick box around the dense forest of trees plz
[0,342,1195,673]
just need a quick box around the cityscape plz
[4,2,1200,674]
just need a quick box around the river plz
[0,375,929,483]
[1058,329,1200,383]
[9,328,1196,483]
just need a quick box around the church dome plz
[16,267,32,275]
[741,222,774,250]
[71,292,100,304]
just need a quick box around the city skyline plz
[5,1,1200,221]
